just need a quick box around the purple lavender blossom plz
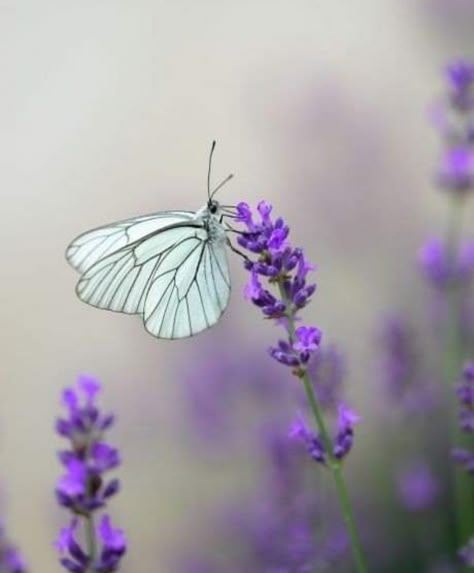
[55,375,126,573]
[397,460,440,512]
[237,202,362,465]
[334,404,362,460]
[289,404,361,464]
[237,201,319,372]
[0,523,27,573]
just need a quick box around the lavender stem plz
[279,281,368,573]
[85,514,97,570]
[301,370,368,572]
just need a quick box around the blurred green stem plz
[85,514,97,571]
[443,196,473,562]
[279,283,368,573]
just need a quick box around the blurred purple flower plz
[418,238,474,289]
[181,334,295,448]
[55,375,126,572]
[260,425,305,496]
[96,515,127,572]
[433,59,474,195]
[175,419,352,573]
[0,523,28,573]
[378,315,439,417]
[451,448,474,474]
[379,315,416,401]
[446,60,474,111]
[56,519,88,573]
[457,362,474,432]
[397,460,440,512]
[438,147,474,192]
[418,238,451,289]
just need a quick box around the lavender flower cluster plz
[289,404,361,463]
[237,201,321,371]
[419,61,474,291]
[418,237,474,291]
[436,60,474,194]
[237,201,362,471]
[55,375,126,573]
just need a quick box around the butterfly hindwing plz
[143,232,231,339]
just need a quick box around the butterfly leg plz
[226,238,250,262]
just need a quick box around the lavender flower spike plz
[237,201,320,373]
[434,59,474,195]
[237,201,367,573]
[55,374,126,573]
[290,405,361,464]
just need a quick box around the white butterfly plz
[66,143,240,339]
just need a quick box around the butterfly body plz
[66,200,233,340]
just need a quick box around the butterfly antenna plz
[210,173,234,200]
[207,140,217,200]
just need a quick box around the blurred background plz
[1,1,474,571]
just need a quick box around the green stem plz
[278,283,368,572]
[443,197,473,563]
[301,372,369,573]
[85,513,97,571]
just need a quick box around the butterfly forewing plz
[66,211,195,273]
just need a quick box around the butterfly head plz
[207,198,220,216]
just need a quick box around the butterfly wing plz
[144,235,231,338]
[68,213,231,339]
[66,211,195,274]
